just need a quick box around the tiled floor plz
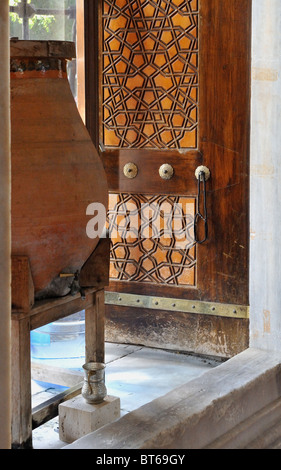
[32,342,220,449]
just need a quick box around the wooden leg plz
[11,317,32,449]
[85,289,105,364]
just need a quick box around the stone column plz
[0,0,11,450]
[250,0,281,350]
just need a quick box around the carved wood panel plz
[102,0,199,150]
[107,193,196,286]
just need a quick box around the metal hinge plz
[105,292,249,319]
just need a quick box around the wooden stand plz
[11,238,110,449]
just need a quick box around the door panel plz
[108,193,196,286]
[102,149,202,195]
[101,0,199,151]
[84,0,251,358]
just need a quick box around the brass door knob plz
[159,163,174,180]
[123,162,138,179]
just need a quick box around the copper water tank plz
[10,39,108,299]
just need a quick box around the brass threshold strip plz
[105,292,249,319]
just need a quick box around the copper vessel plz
[10,39,108,299]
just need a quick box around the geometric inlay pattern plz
[107,193,196,286]
[102,0,199,149]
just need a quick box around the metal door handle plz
[194,166,210,244]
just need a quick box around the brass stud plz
[159,163,174,180]
[123,162,138,179]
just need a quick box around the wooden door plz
[84,0,251,358]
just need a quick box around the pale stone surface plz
[250,0,281,351]
[205,396,281,449]
[32,343,218,449]
[59,395,120,443]
[63,349,281,449]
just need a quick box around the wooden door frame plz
[84,0,100,150]
[83,0,252,358]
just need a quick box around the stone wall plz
[250,0,281,350]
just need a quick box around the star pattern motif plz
[107,193,196,286]
[102,0,199,149]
